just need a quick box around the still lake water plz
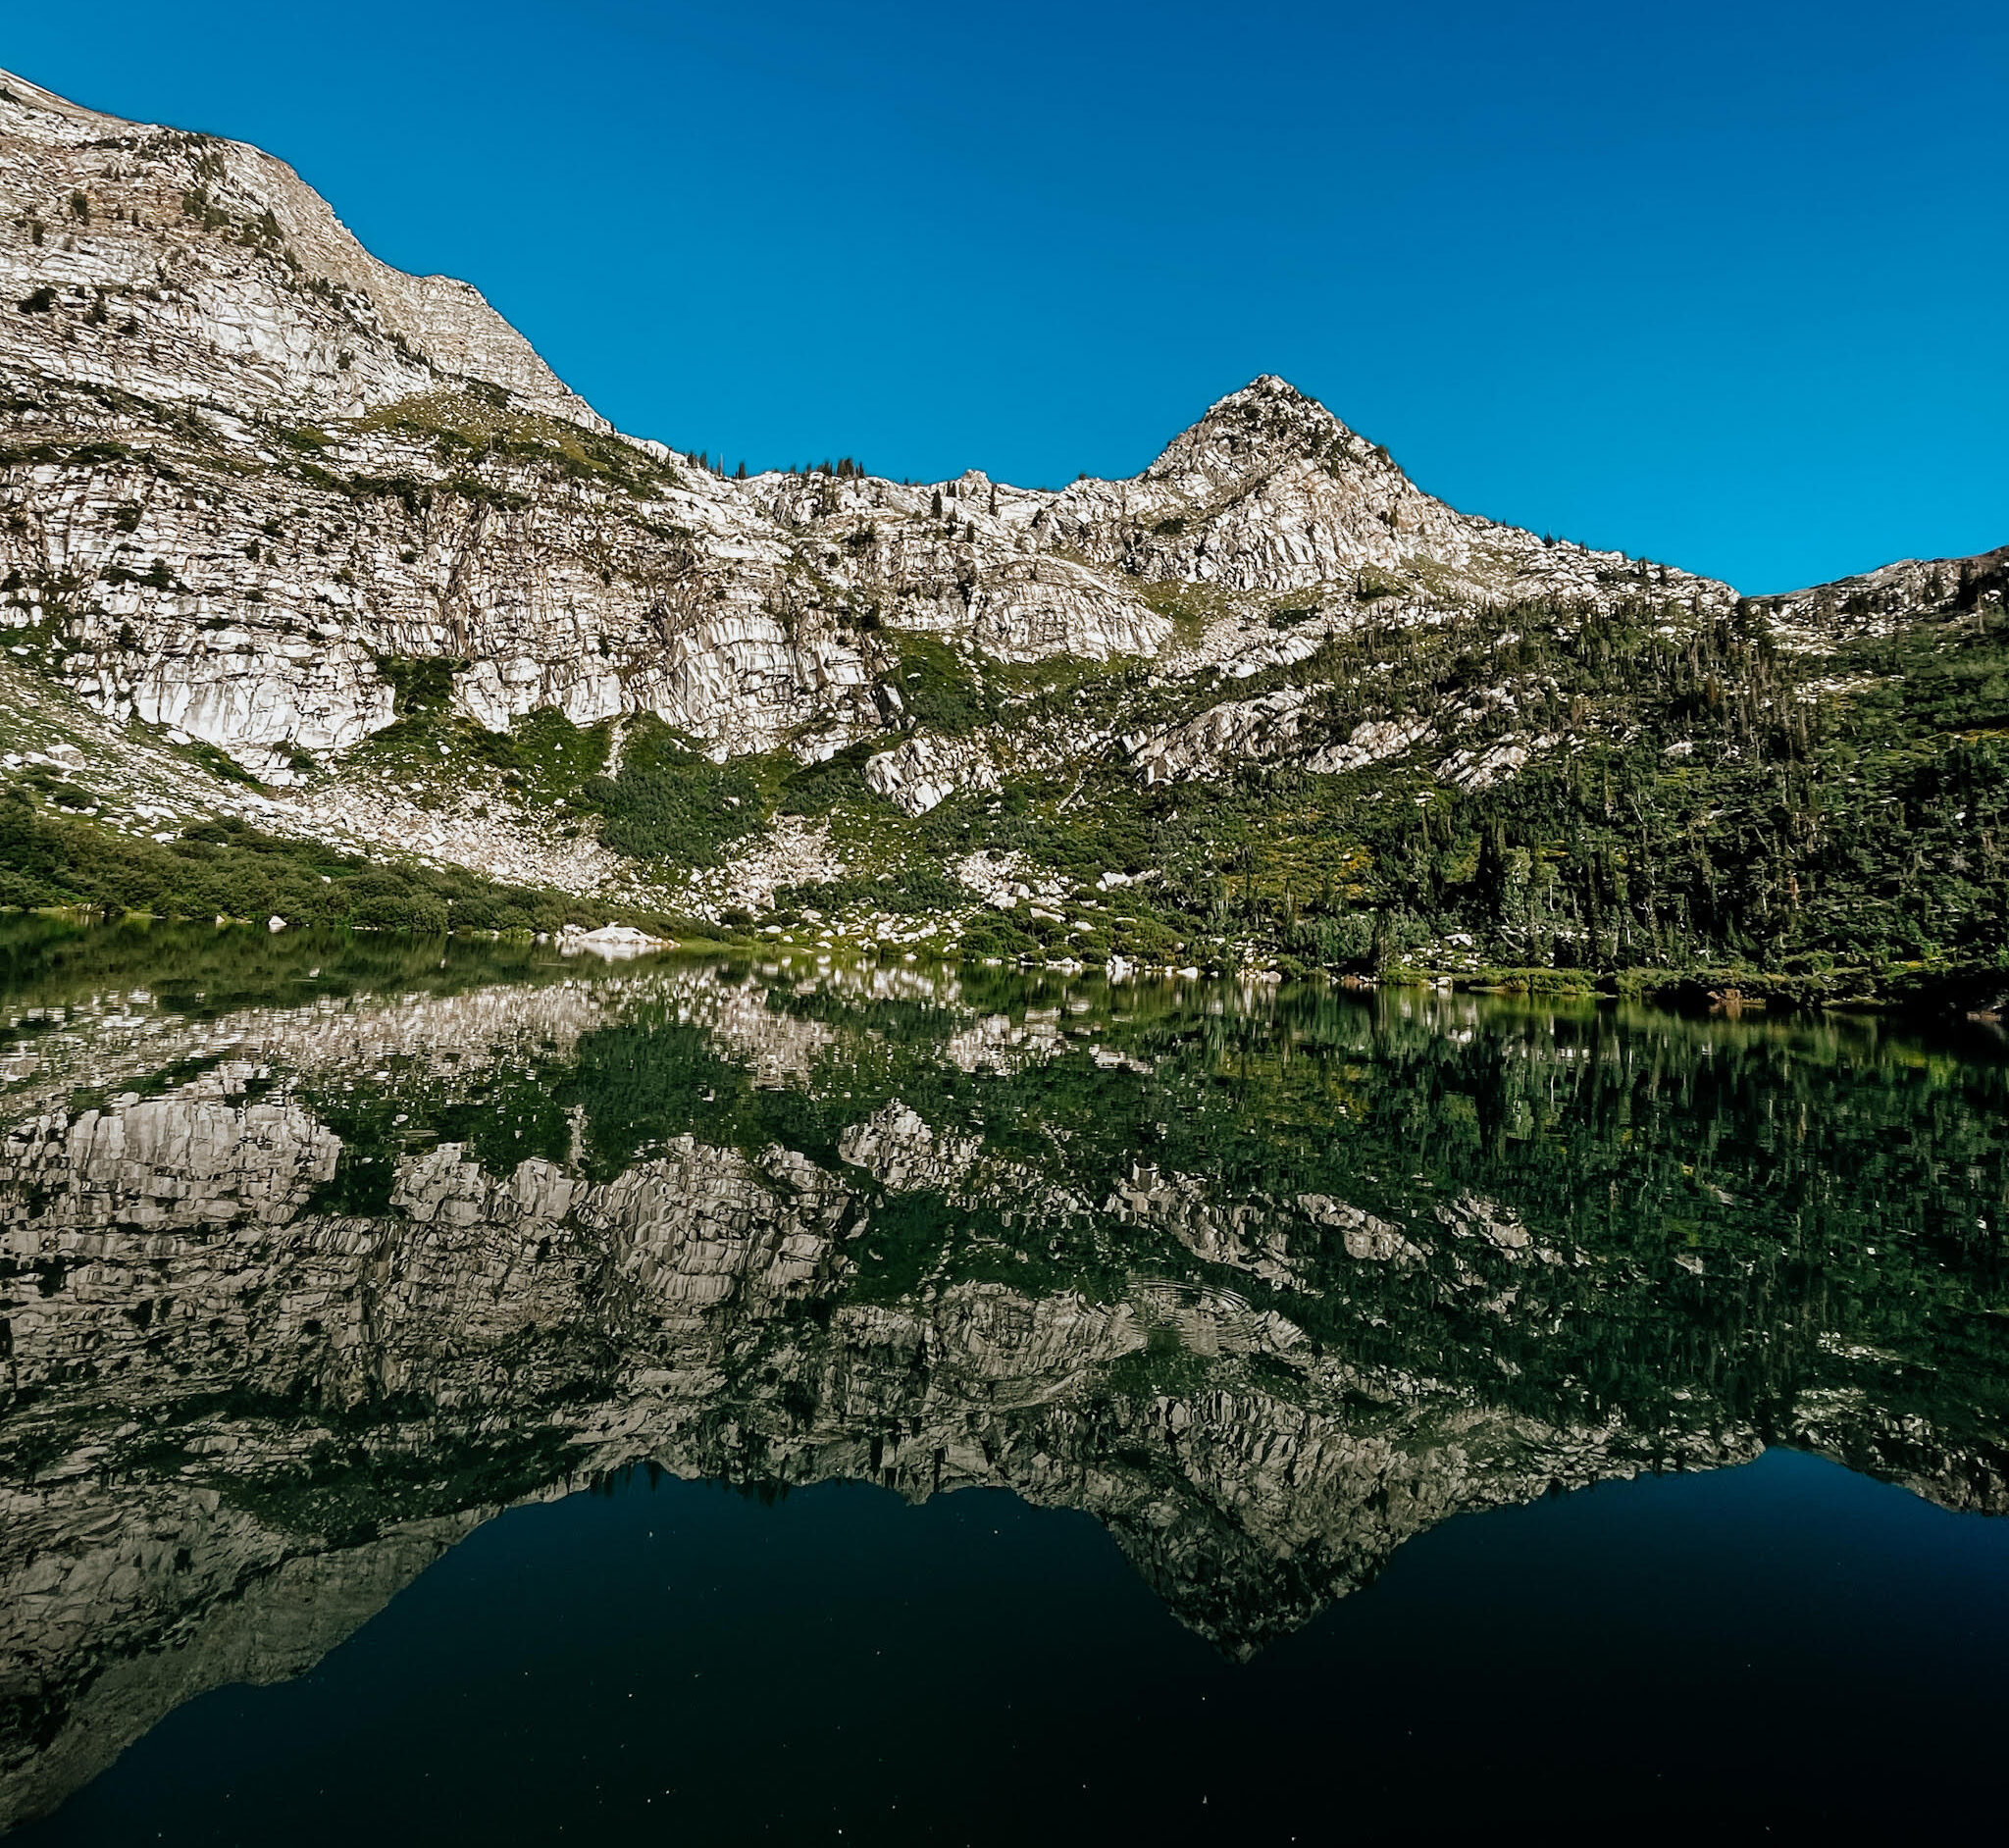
[0,919,2005,1840]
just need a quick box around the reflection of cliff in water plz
[2,938,2006,1829]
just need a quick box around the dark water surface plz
[1,919,2005,1839]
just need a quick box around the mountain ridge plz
[0,67,2002,1000]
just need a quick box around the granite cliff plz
[0,65,2003,993]
[0,62,1725,772]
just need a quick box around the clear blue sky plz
[9,1,2005,591]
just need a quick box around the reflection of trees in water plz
[0,932,2004,1824]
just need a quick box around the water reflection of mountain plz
[1,937,2005,1828]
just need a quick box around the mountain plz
[0,68,2004,999]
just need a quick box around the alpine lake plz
[1,917,2005,1842]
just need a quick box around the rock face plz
[0,73,608,434]
[0,65,1752,796]
[0,950,2003,1827]
[1048,372,1657,604]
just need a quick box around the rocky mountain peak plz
[0,65,605,433]
[1140,373,1365,495]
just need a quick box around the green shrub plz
[777,861,964,917]
[471,707,612,801]
[777,741,882,817]
[376,655,464,716]
[891,634,996,736]
[584,716,763,868]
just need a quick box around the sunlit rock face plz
[0,942,2003,1826]
[3,60,1999,979]
[0,69,1754,799]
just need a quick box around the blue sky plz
[9,1,2005,590]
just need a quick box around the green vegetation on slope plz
[584,716,766,867]
[772,590,2009,997]
[0,789,647,934]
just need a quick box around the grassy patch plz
[888,633,997,736]
[584,716,765,868]
[0,788,659,934]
